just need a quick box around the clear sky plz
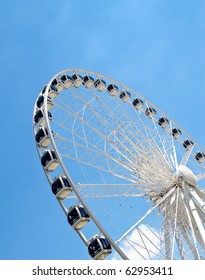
[0,0,205,260]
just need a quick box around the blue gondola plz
[35,127,52,148]
[51,176,72,199]
[94,79,106,91]
[88,236,112,260]
[145,107,157,118]
[172,128,182,139]
[36,95,53,111]
[42,85,58,99]
[83,75,94,88]
[72,74,83,88]
[67,205,90,230]
[51,78,64,92]
[41,150,59,172]
[195,152,205,163]
[132,98,144,109]
[60,74,73,89]
[107,84,119,96]
[183,139,194,150]
[158,117,169,128]
[41,84,47,94]
[34,109,52,127]
[119,90,131,102]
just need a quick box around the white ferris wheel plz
[33,69,205,260]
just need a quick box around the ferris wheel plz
[33,69,205,260]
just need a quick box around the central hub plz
[177,164,197,187]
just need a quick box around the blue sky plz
[0,0,205,260]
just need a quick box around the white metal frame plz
[33,69,205,260]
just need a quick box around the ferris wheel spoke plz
[53,119,138,182]
[70,183,150,198]
[180,189,201,259]
[189,187,205,213]
[144,101,174,169]
[53,108,172,191]
[178,224,197,259]
[55,85,175,192]
[113,128,172,175]
[116,219,166,260]
[162,187,180,259]
[98,110,174,191]
[107,132,174,191]
[180,144,195,166]
[122,238,147,260]
[174,228,187,259]
[132,117,170,170]
[137,226,164,259]
[61,151,136,182]
[54,98,140,167]
[132,105,174,172]
[196,173,205,181]
[184,185,205,249]
[116,187,176,244]
[124,229,162,260]
[163,214,171,259]
[61,86,126,138]
[89,87,173,174]
[170,187,180,259]
[53,119,110,157]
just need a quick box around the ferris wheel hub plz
[177,164,197,187]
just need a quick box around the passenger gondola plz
[195,152,205,163]
[41,150,59,172]
[94,78,106,91]
[107,84,119,96]
[42,85,58,99]
[67,205,90,230]
[172,128,182,139]
[35,127,52,148]
[83,75,94,88]
[36,95,44,109]
[34,109,52,127]
[36,95,53,111]
[119,90,131,102]
[132,98,144,109]
[51,78,64,92]
[41,84,47,94]
[158,117,169,128]
[72,73,83,88]
[183,139,194,150]
[51,175,72,199]
[60,74,73,89]
[88,236,112,260]
[145,107,157,118]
